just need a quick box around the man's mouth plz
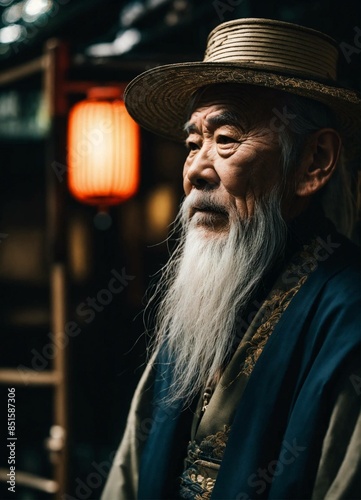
[189,202,229,229]
[190,202,228,217]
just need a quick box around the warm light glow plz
[67,88,140,206]
[145,185,176,241]
[68,214,92,282]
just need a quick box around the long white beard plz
[149,188,287,407]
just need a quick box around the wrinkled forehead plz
[186,83,285,127]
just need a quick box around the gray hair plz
[277,93,355,238]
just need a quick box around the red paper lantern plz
[67,87,140,206]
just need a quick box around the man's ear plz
[295,128,341,197]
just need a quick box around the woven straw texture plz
[124,18,360,154]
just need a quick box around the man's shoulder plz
[314,230,360,292]
[300,231,361,345]
[322,233,361,295]
[280,230,360,345]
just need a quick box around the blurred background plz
[0,0,359,498]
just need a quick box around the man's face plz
[183,85,284,234]
[152,87,292,406]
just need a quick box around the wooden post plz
[44,39,69,499]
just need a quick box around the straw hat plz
[124,18,360,154]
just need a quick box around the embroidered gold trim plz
[180,426,230,498]
[241,240,319,376]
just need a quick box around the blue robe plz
[137,231,361,499]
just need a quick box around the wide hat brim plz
[124,61,360,157]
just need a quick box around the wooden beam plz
[0,469,58,493]
[0,56,47,86]
[0,369,61,386]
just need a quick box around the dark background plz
[0,0,360,499]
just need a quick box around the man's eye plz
[186,141,200,151]
[217,135,237,144]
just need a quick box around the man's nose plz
[184,145,219,192]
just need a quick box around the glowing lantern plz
[67,87,140,206]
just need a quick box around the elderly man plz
[102,18,360,499]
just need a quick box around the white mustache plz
[182,191,230,219]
